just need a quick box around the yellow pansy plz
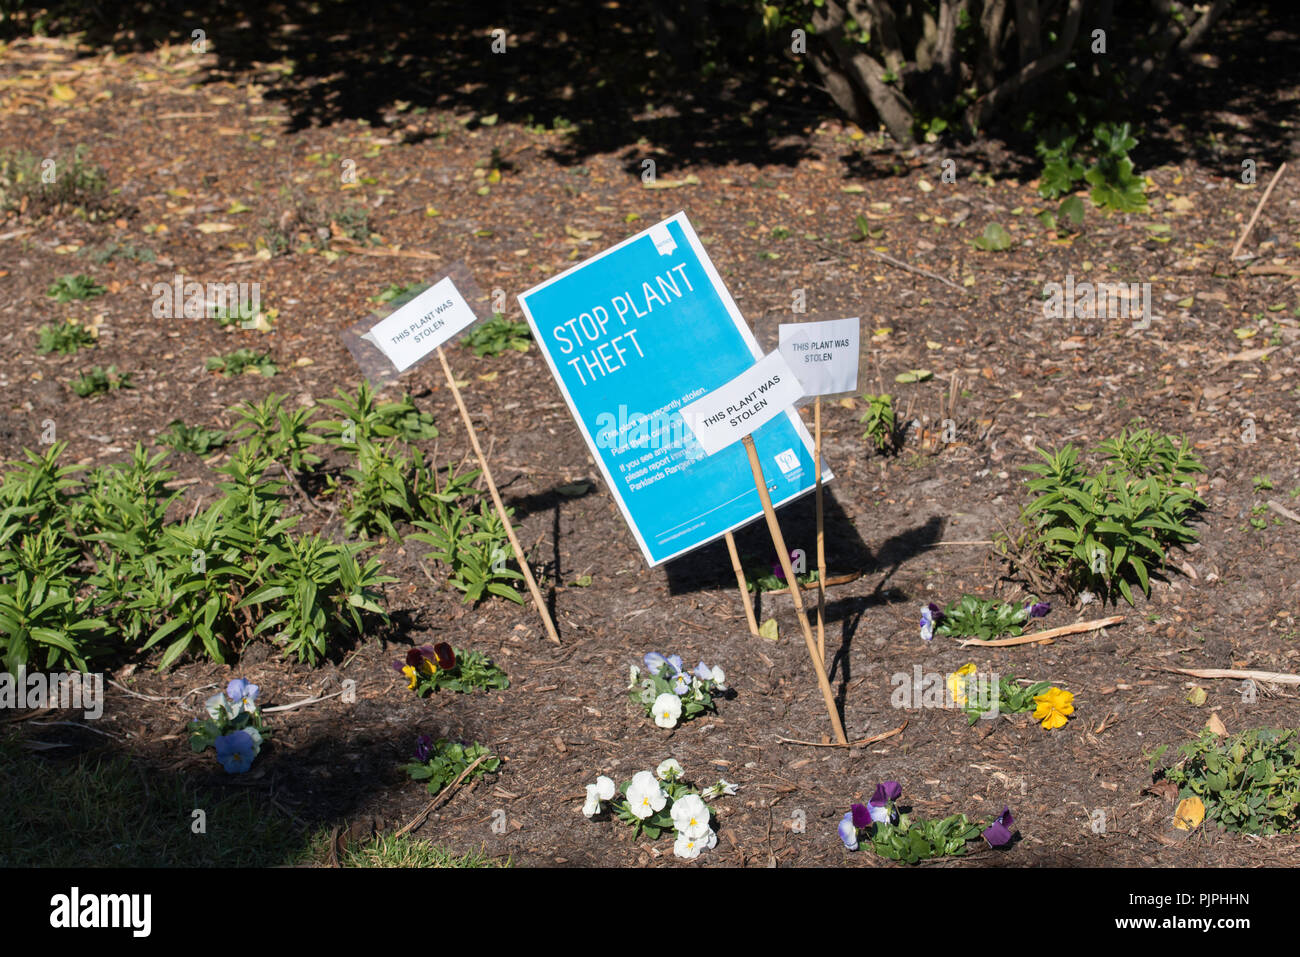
[1032,687,1074,730]
[402,664,419,690]
[946,663,977,706]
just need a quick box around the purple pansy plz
[920,602,944,641]
[867,781,902,824]
[1025,601,1051,619]
[982,806,1016,847]
[226,678,259,708]
[414,734,434,763]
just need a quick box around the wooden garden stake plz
[724,530,760,636]
[436,347,560,644]
[742,434,847,745]
[814,396,826,665]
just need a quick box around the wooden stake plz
[436,347,560,644]
[1231,162,1287,260]
[742,434,847,745]
[814,396,826,666]
[724,530,760,636]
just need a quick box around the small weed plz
[37,319,95,355]
[70,365,132,397]
[206,349,277,377]
[46,273,104,302]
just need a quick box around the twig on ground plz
[1231,162,1287,260]
[394,754,491,837]
[958,615,1124,647]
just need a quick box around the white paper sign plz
[362,276,479,372]
[778,317,860,397]
[681,350,805,456]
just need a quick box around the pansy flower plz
[865,781,902,825]
[982,807,1016,847]
[946,663,977,707]
[1032,687,1074,730]
[226,678,259,712]
[414,734,434,762]
[214,730,257,774]
[920,602,944,641]
[838,812,860,851]
[1024,600,1051,619]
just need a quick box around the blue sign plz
[518,212,831,566]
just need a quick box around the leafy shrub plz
[409,482,525,605]
[1036,123,1148,213]
[1004,428,1204,604]
[1152,728,1300,835]
[47,273,104,302]
[317,381,438,449]
[463,315,531,357]
[229,392,322,472]
[934,595,1046,641]
[37,320,95,355]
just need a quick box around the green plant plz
[318,381,438,449]
[1036,123,1148,213]
[859,392,899,452]
[206,349,277,377]
[37,320,96,354]
[209,299,259,327]
[229,392,322,472]
[401,644,510,695]
[84,241,155,264]
[70,365,132,397]
[371,282,428,304]
[46,273,105,302]
[958,674,1052,725]
[411,499,525,605]
[971,223,1013,251]
[868,814,983,864]
[400,739,500,796]
[463,315,531,357]
[1005,428,1204,604]
[338,440,427,539]
[1151,728,1300,835]
[934,595,1043,641]
[0,145,112,220]
[156,420,227,457]
[239,534,392,666]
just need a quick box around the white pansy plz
[582,784,602,818]
[626,770,667,819]
[653,692,682,728]
[673,826,717,860]
[656,759,683,781]
[710,666,727,689]
[628,665,640,689]
[595,775,616,801]
[670,794,711,839]
[672,673,691,696]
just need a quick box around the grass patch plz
[0,145,113,220]
[332,834,507,868]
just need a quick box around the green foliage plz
[463,315,531,357]
[401,739,500,796]
[0,439,393,672]
[229,392,322,471]
[206,349,277,377]
[1006,428,1204,604]
[971,223,1013,251]
[743,556,817,594]
[239,534,393,666]
[156,420,227,456]
[70,365,132,397]
[371,282,428,304]
[46,273,104,302]
[1036,123,1148,212]
[410,494,525,606]
[859,392,899,452]
[37,320,95,355]
[868,813,982,864]
[337,440,429,539]
[0,145,111,220]
[83,241,155,264]
[1155,728,1300,835]
[406,646,510,695]
[935,595,1038,641]
[960,675,1052,725]
[317,381,438,449]
[209,299,259,327]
